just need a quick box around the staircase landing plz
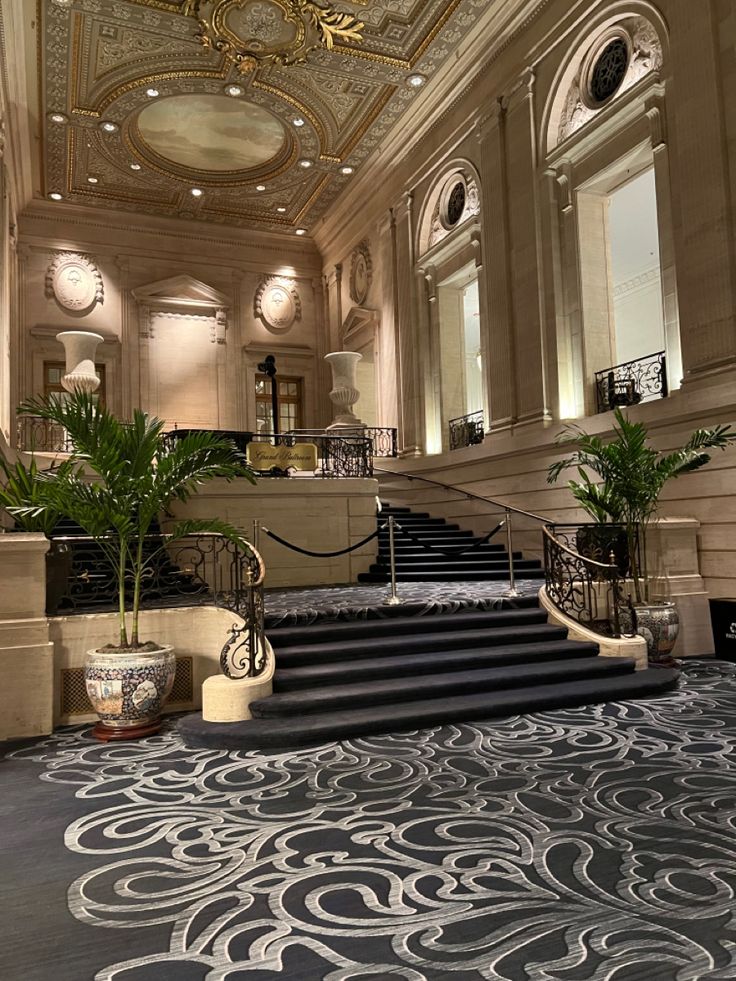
[264,579,541,629]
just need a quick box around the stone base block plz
[202,674,273,723]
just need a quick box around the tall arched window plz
[416,164,485,452]
[543,8,679,419]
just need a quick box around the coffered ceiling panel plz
[39,0,488,232]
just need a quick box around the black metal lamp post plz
[257,355,279,437]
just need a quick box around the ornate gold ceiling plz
[39,0,487,232]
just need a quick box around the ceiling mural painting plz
[39,0,488,232]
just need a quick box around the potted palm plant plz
[13,391,256,740]
[548,408,735,664]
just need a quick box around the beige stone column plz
[377,209,399,430]
[645,85,683,391]
[576,191,615,415]
[394,192,423,456]
[12,241,29,444]
[0,533,53,740]
[477,102,516,431]
[647,517,714,658]
[334,262,343,345]
[502,70,551,428]
[231,270,248,430]
[311,275,332,428]
[116,255,137,417]
[418,264,442,453]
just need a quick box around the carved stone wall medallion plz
[349,240,373,305]
[46,252,104,313]
[254,275,302,333]
[557,17,663,146]
[426,172,481,251]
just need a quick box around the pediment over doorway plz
[342,306,379,347]
[132,275,230,312]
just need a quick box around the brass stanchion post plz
[505,509,519,597]
[383,516,403,606]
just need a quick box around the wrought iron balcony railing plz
[167,429,373,478]
[286,427,398,458]
[16,416,72,454]
[595,351,668,414]
[448,410,485,451]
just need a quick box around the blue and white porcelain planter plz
[85,644,176,740]
[620,601,680,666]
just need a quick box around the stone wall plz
[315,0,736,602]
[14,208,333,435]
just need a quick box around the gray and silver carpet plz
[2,660,736,980]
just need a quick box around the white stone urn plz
[325,351,365,428]
[57,330,104,394]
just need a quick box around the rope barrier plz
[262,523,388,559]
[393,520,506,558]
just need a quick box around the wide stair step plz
[255,656,636,715]
[180,670,679,750]
[267,606,547,648]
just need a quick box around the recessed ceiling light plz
[298,158,314,169]
[48,192,63,201]
[190,187,204,197]
[406,73,427,88]
[276,206,287,213]
[295,228,308,236]
[99,121,118,133]
[256,184,266,192]
[87,176,99,184]
[146,88,160,98]
[49,112,68,125]
[130,162,142,171]
[292,117,305,127]
[340,165,354,175]
[225,84,244,97]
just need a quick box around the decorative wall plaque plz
[349,240,373,305]
[556,17,663,145]
[254,275,302,333]
[426,172,481,251]
[45,252,104,313]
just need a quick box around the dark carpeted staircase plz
[179,597,679,750]
[358,502,545,583]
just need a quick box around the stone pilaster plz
[394,191,423,456]
[477,101,516,432]
[502,70,551,428]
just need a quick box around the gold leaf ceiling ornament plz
[182,0,364,74]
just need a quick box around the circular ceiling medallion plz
[136,94,286,173]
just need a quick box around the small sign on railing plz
[246,441,318,471]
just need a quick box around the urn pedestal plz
[56,330,104,394]
[325,351,365,429]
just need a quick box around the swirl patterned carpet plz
[3,660,736,981]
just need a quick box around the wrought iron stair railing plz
[375,466,629,639]
[46,530,267,679]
